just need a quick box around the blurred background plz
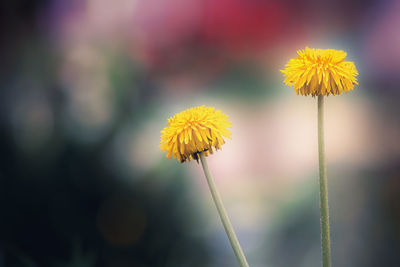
[0,0,399,266]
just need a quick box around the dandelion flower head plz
[281,47,359,96]
[160,106,232,163]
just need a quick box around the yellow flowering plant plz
[160,106,249,267]
[160,106,232,163]
[282,47,358,96]
[282,47,359,267]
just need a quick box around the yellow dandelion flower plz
[160,106,232,163]
[281,47,359,96]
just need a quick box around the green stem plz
[199,152,249,267]
[318,95,332,267]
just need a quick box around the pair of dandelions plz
[160,47,359,267]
